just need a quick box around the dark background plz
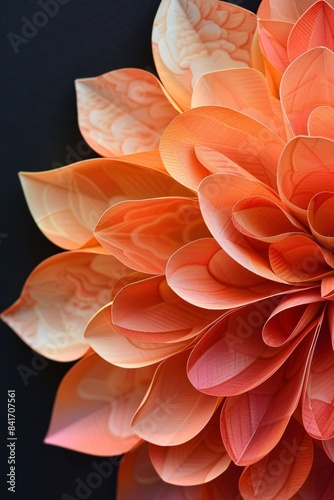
[1,1,260,499]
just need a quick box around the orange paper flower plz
[3,0,334,498]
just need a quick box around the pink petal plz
[149,408,230,486]
[75,68,178,156]
[44,353,156,455]
[167,238,291,310]
[84,303,192,368]
[95,197,210,274]
[112,275,220,343]
[308,105,334,139]
[131,349,218,446]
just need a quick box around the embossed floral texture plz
[3,0,334,498]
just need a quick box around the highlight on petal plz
[44,353,156,455]
[187,302,312,397]
[281,47,334,135]
[117,443,201,500]
[239,418,313,499]
[95,197,210,274]
[19,155,191,250]
[152,0,256,109]
[75,68,178,157]
[302,316,334,440]
[84,303,192,368]
[308,106,334,139]
[131,349,218,446]
[149,408,230,486]
[220,336,314,465]
[112,275,221,343]
[167,238,291,310]
[1,251,132,361]
[160,106,284,191]
[287,1,334,61]
[192,68,287,139]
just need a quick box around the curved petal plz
[257,0,332,22]
[239,418,313,499]
[287,1,334,61]
[149,408,230,486]
[19,155,191,250]
[95,197,210,274]
[303,316,334,440]
[160,106,284,191]
[187,303,310,397]
[84,303,192,368]
[220,336,314,465]
[152,0,256,109]
[0,251,131,361]
[192,68,287,139]
[167,238,291,310]
[200,463,242,500]
[293,443,334,498]
[308,192,334,251]
[258,20,291,72]
[117,443,202,500]
[278,136,334,224]
[44,353,156,455]
[308,106,334,139]
[112,275,221,343]
[131,349,218,446]
[281,47,334,135]
[323,438,334,462]
[75,68,178,157]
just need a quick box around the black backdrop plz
[1,1,260,499]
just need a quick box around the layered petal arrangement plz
[3,0,334,498]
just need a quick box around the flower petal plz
[19,155,191,250]
[131,349,218,446]
[239,418,313,499]
[187,303,309,397]
[287,1,334,61]
[308,192,334,251]
[192,68,287,139]
[152,0,256,109]
[44,353,155,455]
[160,106,284,191]
[112,275,220,343]
[167,238,291,310]
[308,105,334,139]
[220,336,314,465]
[84,303,192,368]
[95,197,210,274]
[1,251,129,361]
[281,47,334,135]
[323,438,334,462]
[149,408,230,486]
[258,0,329,22]
[293,443,334,498]
[75,68,178,156]
[200,463,242,499]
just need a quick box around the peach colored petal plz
[287,1,334,62]
[166,238,291,310]
[281,47,334,135]
[258,20,291,72]
[302,317,334,440]
[239,418,313,499]
[160,106,284,191]
[187,303,310,397]
[323,438,334,462]
[84,303,193,368]
[75,68,178,157]
[1,251,131,361]
[117,443,202,499]
[269,235,334,284]
[262,289,324,347]
[278,136,334,224]
[152,0,256,110]
[19,155,191,250]
[293,443,334,498]
[308,192,334,251]
[112,275,220,343]
[149,408,230,486]
[131,349,218,446]
[307,105,334,139]
[220,336,314,465]
[94,197,210,274]
[200,463,242,499]
[44,353,156,455]
[192,68,287,139]
[257,0,332,22]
